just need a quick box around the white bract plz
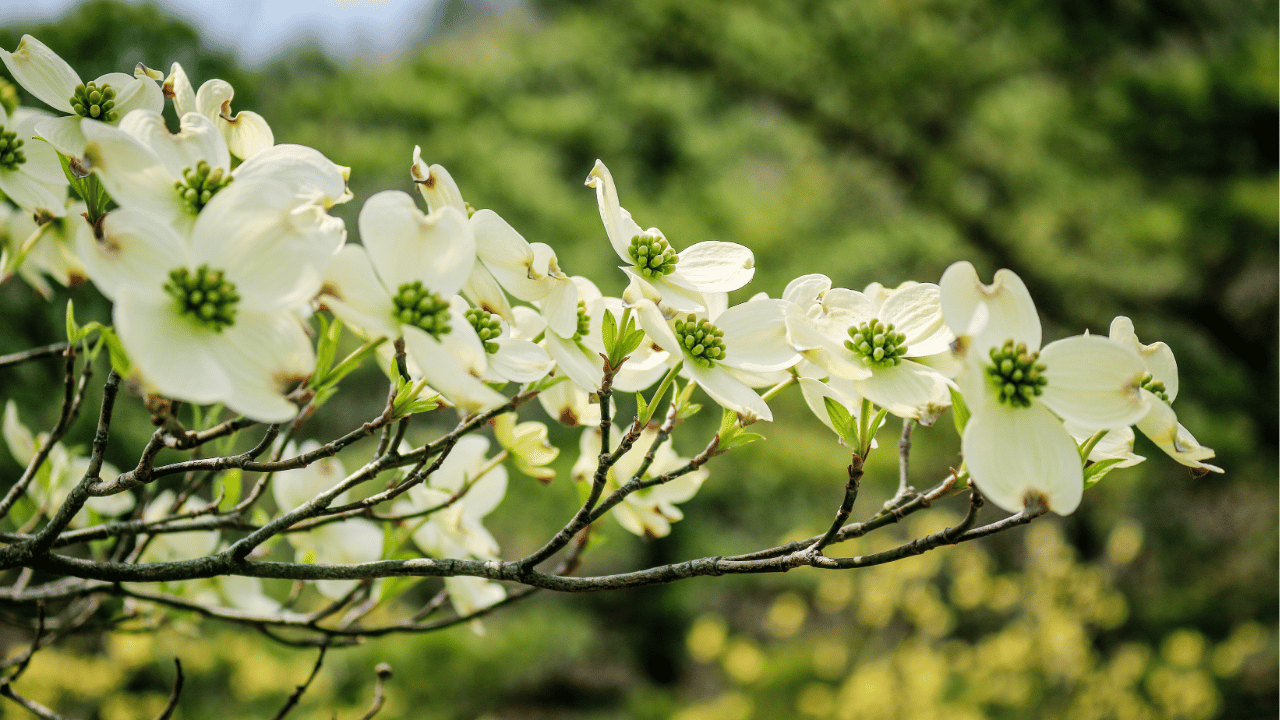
[0,34,162,157]
[784,275,954,424]
[412,147,578,332]
[165,63,274,161]
[940,261,1149,515]
[587,160,754,313]
[1107,316,1221,473]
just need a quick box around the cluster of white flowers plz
[0,36,1221,613]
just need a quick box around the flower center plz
[174,160,232,214]
[628,231,678,279]
[573,301,590,341]
[0,128,26,170]
[69,82,119,122]
[674,314,725,368]
[164,265,239,332]
[465,307,501,354]
[393,281,451,338]
[986,340,1048,408]
[845,319,906,368]
[1140,373,1169,403]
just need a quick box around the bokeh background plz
[0,1,1275,718]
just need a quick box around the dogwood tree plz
[0,34,1220,718]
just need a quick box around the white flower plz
[411,148,578,329]
[0,105,68,218]
[491,412,558,482]
[0,35,162,157]
[271,440,350,513]
[1107,316,1222,473]
[443,576,506,618]
[3,400,132,519]
[396,435,508,560]
[572,424,709,538]
[136,491,219,563]
[1065,419,1145,469]
[631,286,798,423]
[77,176,341,422]
[165,63,273,161]
[319,190,509,413]
[82,109,350,231]
[288,518,383,601]
[586,160,754,313]
[784,274,954,424]
[537,374,603,427]
[940,261,1149,515]
[543,276,670,394]
[1,200,88,297]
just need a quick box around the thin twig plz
[154,659,183,720]
[810,454,863,555]
[269,645,328,720]
[0,342,68,368]
[896,419,914,499]
[519,363,620,570]
[5,604,45,682]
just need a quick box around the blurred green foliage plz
[0,0,1275,718]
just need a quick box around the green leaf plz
[527,373,569,393]
[54,148,85,197]
[65,300,78,344]
[823,396,855,446]
[718,406,741,442]
[635,392,649,426]
[862,406,890,457]
[311,315,340,387]
[674,380,701,419]
[620,328,646,358]
[720,430,764,451]
[600,308,618,354]
[218,469,243,508]
[949,386,970,436]
[97,327,132,377]
[1083,458,1128,489]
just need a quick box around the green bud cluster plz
[573,301,590,341]
[465,307,502,354]
[846,318,907,368]
[1140,373,1170,403]
[0,128,26,170]
[675,314,725,368]
[628,232,678,279]
[175,160,233,213]
[393,281,451,338]
[986,340,1048,408]
[0,78,18,117]
[70,81,119,122]
[164,265,240,332]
